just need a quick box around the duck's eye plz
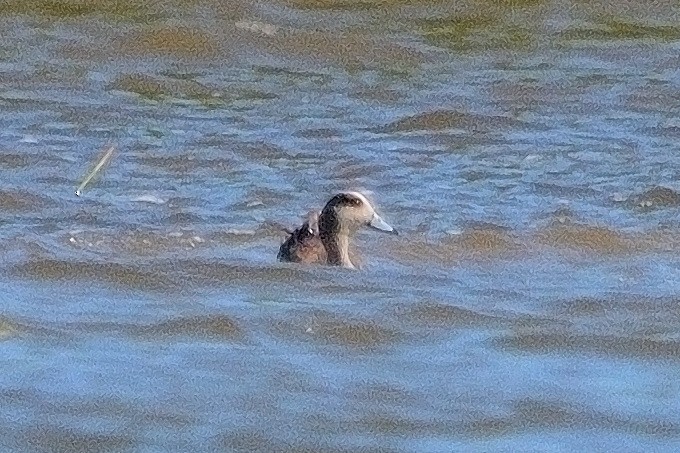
[350,198,362,207]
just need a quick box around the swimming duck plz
[278,191,397,268]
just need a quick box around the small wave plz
[107,73,218,101]
[269,310,403,350]
[117,26,221,59]
[399,300,507,328]
[11,259,182,292]
[369,110,524,134]
[536,224,631,254]
[390,229,520,265]
[632,186,680,210]
[135,315,245,342]
[463,398,680,437]
[495,329,680,361]
[0,189,50,212]
[131,194,166,204]
[23,427,135,453]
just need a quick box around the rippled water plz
[1,0,680,451]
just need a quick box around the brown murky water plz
[1,0,680,451]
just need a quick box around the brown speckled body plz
[277,211,327,264]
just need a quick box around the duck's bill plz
[369,214,398,235]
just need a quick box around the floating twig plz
[75,145,116,197]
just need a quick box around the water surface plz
[1,0,680,451]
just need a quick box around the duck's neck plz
[324,231,354,268]
[319,212,354,269]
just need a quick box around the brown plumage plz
[278,191,397,268]
[277,211,326,264]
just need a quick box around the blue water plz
[1,1,680,451]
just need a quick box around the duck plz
[278,191,397,268]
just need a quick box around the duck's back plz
[278,215,327,264]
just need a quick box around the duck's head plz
[321,191,398,235]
